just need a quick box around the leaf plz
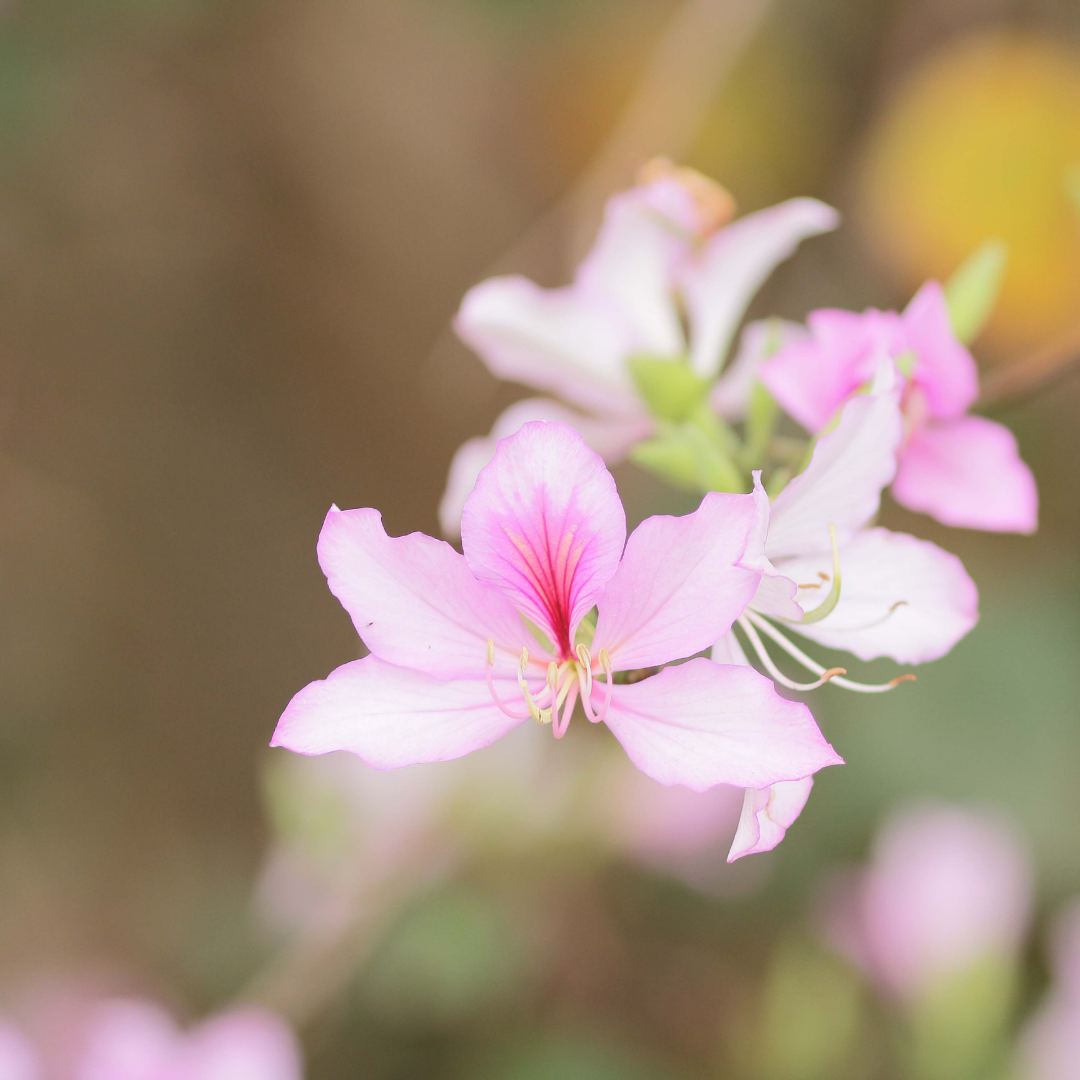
[627,354,710,423]
[744,381,779,468]
[944,239,1008,344]
[631,425,744,493]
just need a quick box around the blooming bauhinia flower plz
[758,281,1038,533]
[712,364,978,858]
[274,421,842,794]
[824,803,1032,1000]
[0,1001,302,1080]
[1019,902,1080,1080]
[439,162,839,535]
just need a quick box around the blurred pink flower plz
[1020,903,1080,1080]
[759,282,1038,533]
[826,803,1033,999]
[0,1002,301,1080]
[274,421,841,794]
[439,172,837,535]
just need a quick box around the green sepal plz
[631,422,744,494]
[627,353,710,423]
[944,239,1007,345]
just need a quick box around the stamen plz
[575,643,594,700]
[745,612,916,694]
[485,638,532,720]
[552,681,578,740]
[792,523,842,625]
[589,648,613,725]
[824,600,909,633]
[737,617,847,691]
[516,647,549,723]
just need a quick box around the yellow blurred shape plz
[858,34,1080,353]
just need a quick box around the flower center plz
[485,639,612,739]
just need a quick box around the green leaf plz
[627,354,709,423]
[744,382,779,469]
[630,425,744,494]
[944,239,1008,344]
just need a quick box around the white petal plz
[681,198,839,379]
[780,528,978,664]
[767,368,902,559]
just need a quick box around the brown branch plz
[978,321,1080,408]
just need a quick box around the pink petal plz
[438,398,651,540]
[590,490,760,670]
[601,657,842,792]
[853,804,1032,998]
[271,656,526,769]
[710,629,750,666]
[743,475,802,622]
[680,199,839,378]
[0,1022,39,1080]
[779,528,978,664]
[727,777,814,862]
[461,421,626,654]
[74,1001,180,1080]
[901,281,979,419]
[575,177,695,357]
[454,276,641,417]
[766,363,903,559]
[175,1009,302,1080]
[892,416,1038,534]
[710,319,808,420]
[761,307,900,433]
[317,507,533,680]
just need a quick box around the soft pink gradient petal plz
[601,657,843,792]
[575,177,694,357]
[1020,904,1080,1080]
[779,528,978,664]
[317,507,533,680]
[461,422,626,653]
[438,398,651,539]
[727,778,814,862]
[843,804,1033,999]
[271,656,526,769]
[743,475,802,621]
[760,307,896,432]
[766,367,902,558]
[454,276,640,416]
[0,1022,39,1080]
[74,1001,179,1080]
[175,1009,302,1080]
[591,490,760,669]
[710,629,750,666]
[710,319,808,420]
[901,281,979,419]
[680,198,839,378]
[892,416,1038,534]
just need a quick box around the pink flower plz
[825,803,1032,999]
[274,421,842,794]
[759,282,1038,533]
[0,1002,302,1080]
[1020,903,1080,1080]
[439,170,838,535]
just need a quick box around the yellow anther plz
[598,648,612,677]
[486,638,495,667]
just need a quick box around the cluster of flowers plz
[272,160,1037,863]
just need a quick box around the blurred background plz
[0,0,1078,1075]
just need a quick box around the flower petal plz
[681,198,840,379]
[178,1010,303,1080]
[439,399,651,539]
[744,474,802,621]
[317,507,533,680]
[766,365,903,559]
[454,276,640,416]
[902,281,979,419]
[727,778,814,862]
[75,1001,180,1080]
[761,308,898,433]
[779,528,978,664]
[0,1023,38,1080]
[892,416,1038,534]
[591,490,762,670]
[601,657,843,792]
[461,421,626,652]
[710,318,808,420]
[575,177,695,357]
[271,656,526,769]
